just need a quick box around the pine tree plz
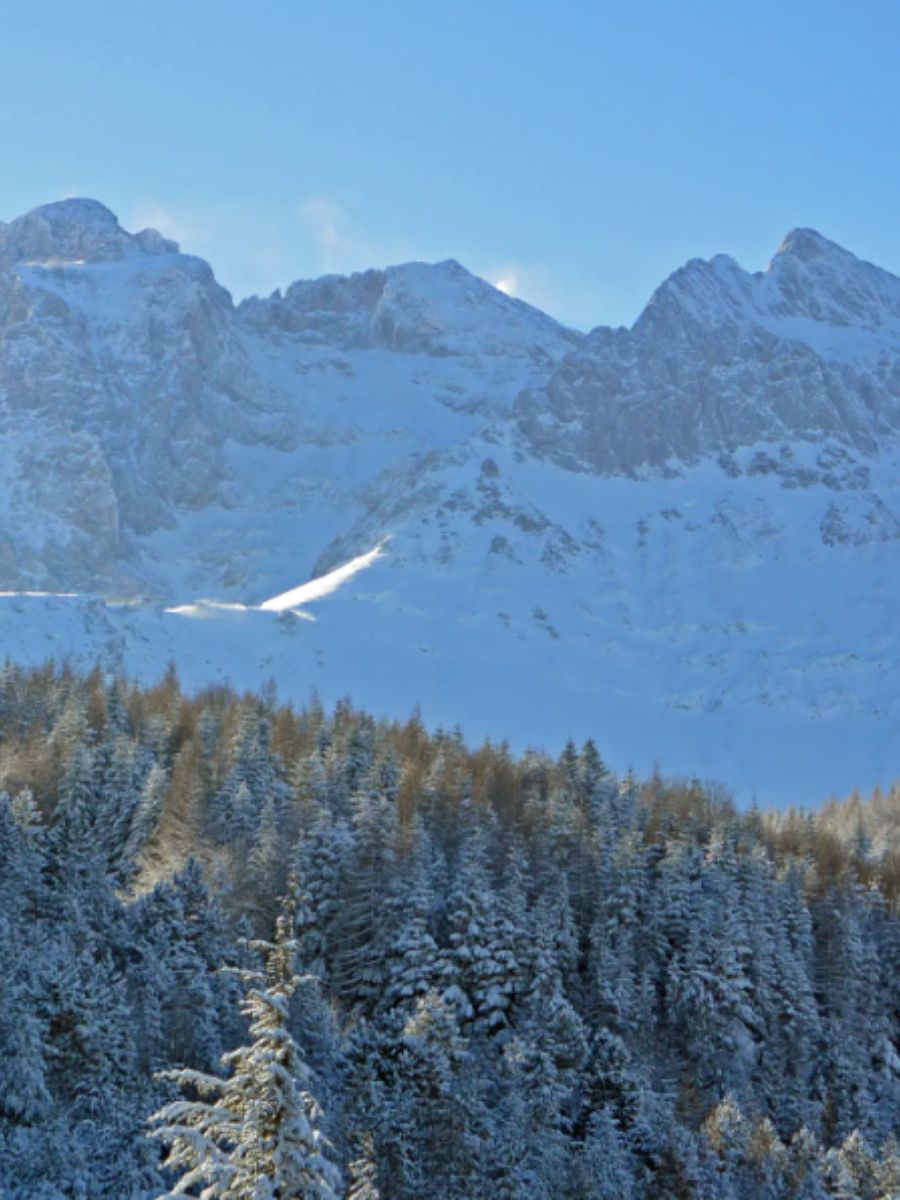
[382,827,442,1011]
[40,936,137,1121]
[149,887,341,1199]
[342,1016,423,1199]
[395,990,483,1200]
[577,1108,639,1200]
[292,817,354,980]
[787,1127,829,1200]
[247,795,292,931]
[589,830,648,1035]
[499,1035,571,1196]
[441,817,519,1034]
[123,760,169,876]
[0,913,50,1123]
[46,742,113,920]
[209,710,293,842]
[329,769,399,1006]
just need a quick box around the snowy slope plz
[0,199,899,804]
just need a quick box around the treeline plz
[0,660,899,1197]
[764,784,900,898]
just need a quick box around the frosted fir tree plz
[247,795,292,930]
[577,1108,638,1200]
[291,817,355,981]
[122,760,169,876]
[441,818,519,1034]
[328,718,377,813]
[207,710,292,843]
[382,826,442,1011]
[0,790,44,924]
[148,883,341,1199]
[753,869,822,1133]
[588,831,648,1035]
[396,990,481,1199]
[329,764,399,1005]
[127,870,230,1072]
[784,1128,828,1200]
[342,1016,423,1197]
[0,913,50,1124]
[97,730,143,871]
[46,743,109,912]
[497,1035,570,1196]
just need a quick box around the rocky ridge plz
[516,229,900,476]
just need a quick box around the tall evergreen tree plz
[149,887,341,1199]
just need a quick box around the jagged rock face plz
[0,200,292,590]
[0,419,121,592]
[516,230,900,475]
[239,259,579,360]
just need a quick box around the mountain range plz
[1,197,898,804]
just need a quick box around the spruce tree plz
[149,886,341,1199]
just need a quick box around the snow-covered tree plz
[382,827,442,1011]
[149,888,341,1198]
[577,1107,639,1200]
[440,818,519,1034]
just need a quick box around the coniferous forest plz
[2,662,900,1198]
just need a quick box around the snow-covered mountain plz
[1,198,898,804]
[0,199,293,593]
[517,228,900,475]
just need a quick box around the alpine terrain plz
[2,199,899,804]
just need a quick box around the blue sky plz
[2,0,898,329]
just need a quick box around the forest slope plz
[0,664,899,1197]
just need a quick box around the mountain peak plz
[0,197,178,268]
[426,257,467,273]
[772,227,846,264]
[241,255,578,360]
[25,197,122,231]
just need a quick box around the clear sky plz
[2,0,898,329]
